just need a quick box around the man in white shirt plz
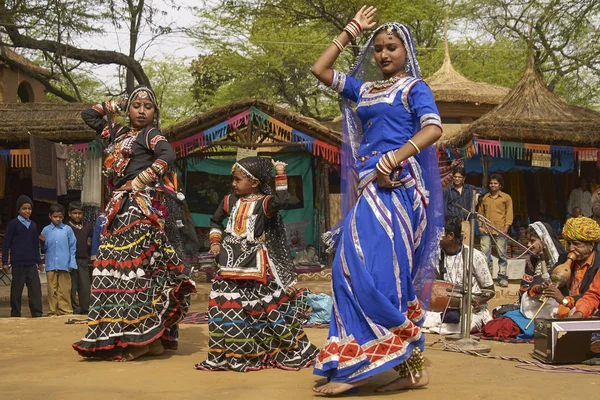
[567,178,592,217]
[423,216,496,333]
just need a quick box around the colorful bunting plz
[446,138,600,170]
[169,107,341,163]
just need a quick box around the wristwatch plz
[562,297,569,306]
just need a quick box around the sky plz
[73,1,203,86]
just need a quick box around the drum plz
[429,280,461,312]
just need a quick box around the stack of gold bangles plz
[332,19,363,52]
[131,167,157,192]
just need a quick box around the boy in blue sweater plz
[1,195,44,317]
[40,203,77,316]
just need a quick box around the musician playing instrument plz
[567,217,600,318]
[423,216,495,333]
[526,217,600,318]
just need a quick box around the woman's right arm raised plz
[311,5,377,86]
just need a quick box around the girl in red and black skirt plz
[194,157,318,372]
[73,86,197,361]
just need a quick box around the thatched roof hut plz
[164,98,341,147]
[0,102,94,144]
[427,45,510,107]
[443,52,600,147]
[426,21,510,125]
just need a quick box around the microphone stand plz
[445,191,491,353]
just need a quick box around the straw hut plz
[165,99,341,147]
[164,99,342,258]
[441,49,600,225]
[426,22,510,127]
[0,102,94,144]
[442,53,600,147]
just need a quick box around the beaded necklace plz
[371,74,405,90]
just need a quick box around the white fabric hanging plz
[81,152,102,206]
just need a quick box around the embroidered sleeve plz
[82,102,125,142]
[145,128,176,176]
[210,196,229,231]
[264,191,290,218]
[407,81,443,130]
[329,70,364,103]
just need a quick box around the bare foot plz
[375,368,429,392]
[148,340,165,356]
[117,345,150,362]
[312,379,367,395]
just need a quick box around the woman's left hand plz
[376,170,400,189]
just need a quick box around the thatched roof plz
[0,102,95,144]
[0,46,54,79]
[443,51,600,147]
[426,35,510,105]
[164,99,341,147]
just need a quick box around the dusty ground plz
[0,281,598,400]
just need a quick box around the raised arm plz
[81,100,125,140]
[265,160,291,217]
[311,6,377,86]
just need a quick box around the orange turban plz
[562,217,600,243]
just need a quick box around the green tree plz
[143,57,199,128]
[0,0,179,101]
[189,0,457,119]
[459,0,600,107]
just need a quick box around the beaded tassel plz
[394,348,425,383]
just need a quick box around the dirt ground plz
[0,281,598,400]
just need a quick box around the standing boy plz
[478,173,513,288]
[67,202,93,315]
[40,203,77,316]
[1,195,43,317]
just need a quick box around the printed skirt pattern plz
[314,159,430,383]
[73,192,196,360]
[195,279,319,372]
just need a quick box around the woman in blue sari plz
[310,5,444,395]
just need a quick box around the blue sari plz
[314,67,444,383]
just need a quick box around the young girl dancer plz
[195,156,319,372]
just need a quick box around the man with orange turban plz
[562,217,600,318]
[528,217,600,318]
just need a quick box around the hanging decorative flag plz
[204,121,229,143]
[0,149,10,165]
[292,129,315,152]
[71,143,88,157]
[476,139,502,157]
[10,149,31,168]
[574,147,598,162]
[501,141,524,160]
[226,110,250,129]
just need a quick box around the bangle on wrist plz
[343,20,362,40]
[332,38,345,52]
[408,139,421,154]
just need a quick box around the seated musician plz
[525,216,600,318]
[424,216,495,333]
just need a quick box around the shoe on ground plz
[497,279,509,288]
